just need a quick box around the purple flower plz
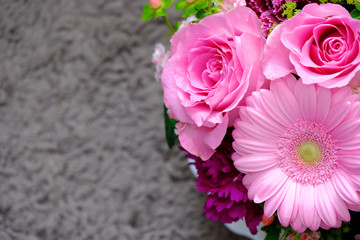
[245,0,319,36]
[187,131,263,234]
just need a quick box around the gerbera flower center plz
[277,121,338,185]
[298,141,320,164]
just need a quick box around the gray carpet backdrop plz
[0,1,249,239]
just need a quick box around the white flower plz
[152,43,170,82]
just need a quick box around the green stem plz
[162,16,176,33]
[279,230,289,240]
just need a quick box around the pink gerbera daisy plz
[232,75,360,232]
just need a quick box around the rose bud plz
[262,214,275,226]
[149,0,161,9]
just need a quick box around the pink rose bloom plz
[263,3,360,88]
[162,6,266,160]
[355,234,360,240]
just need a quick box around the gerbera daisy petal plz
[309,212,322,232]
[350,173,360,188]
[338,155,360,173]
[314,182,337,227]
[324,180,351,222]
[294,80,317,122]
[233,120,277,143]
[264,179,292,217]
[233,154,278,173]
[332,119,360,142]
[299,185,316,228]
[291,213,307,233]
[232,77,360,233]
[337,137,360,151]
[324,101,351,131]
[271,79,301,122]
[277,181,296,227]
[315,87,331,123]
[245,107,285,134]
[332,169,360,204]
[258,90,292,127]
[331,86,353,106]
[247,167,288,203]
[233,138,276,154]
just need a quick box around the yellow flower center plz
[299,141,320,164]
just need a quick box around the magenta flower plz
[232,75,360,232]
[245,0,319,36]
[188,132,263,234]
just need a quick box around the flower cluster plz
[144,0,360,239]
[186,131,263,234]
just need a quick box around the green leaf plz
[162,0,174,9]
[195,0,208,10]
[141,4,154,21]
[182,4,197,17]
[174,21,181,30]
[175,0,188,10]
[154,9,167,19]
[196,9,209,19]
[262,223,281,240]
[351,9,360,19]
[356,0,360,10]
[294,234,301,240]
[164,105,178,149]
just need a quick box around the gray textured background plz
[0,1,247,239]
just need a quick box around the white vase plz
[187,158,267,240]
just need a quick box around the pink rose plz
[162,6,266,160]
[263,3,360,88]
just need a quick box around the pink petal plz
[291,213,307,233]
[331,87,353,106]
[242,171,261,190]
[332,168,360,204]
[324,180,351,222]
[271,79,302,123]
[294,80,317,122]
[324,101,351,131]
[233,154,278,173]
[162,58,193,123]
[258,89,293,127]
[233,138,277,154]
[238,108,280,138]
[332,119,360,142]
[349,173,360,188]
[246,167,288,203]
[299,185,315,228]
[316,86,331,123]
[314,183,337,227]
[262,24,294,80]
[290,182,302,223]
[338,155,360,172]
[337,136,360,151]
[264,179,292,217]
[243,107,285,136]
[233,119,278,143]
[277,180,297,227]
[178,115,229,160]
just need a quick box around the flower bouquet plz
[143,0,360,239]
